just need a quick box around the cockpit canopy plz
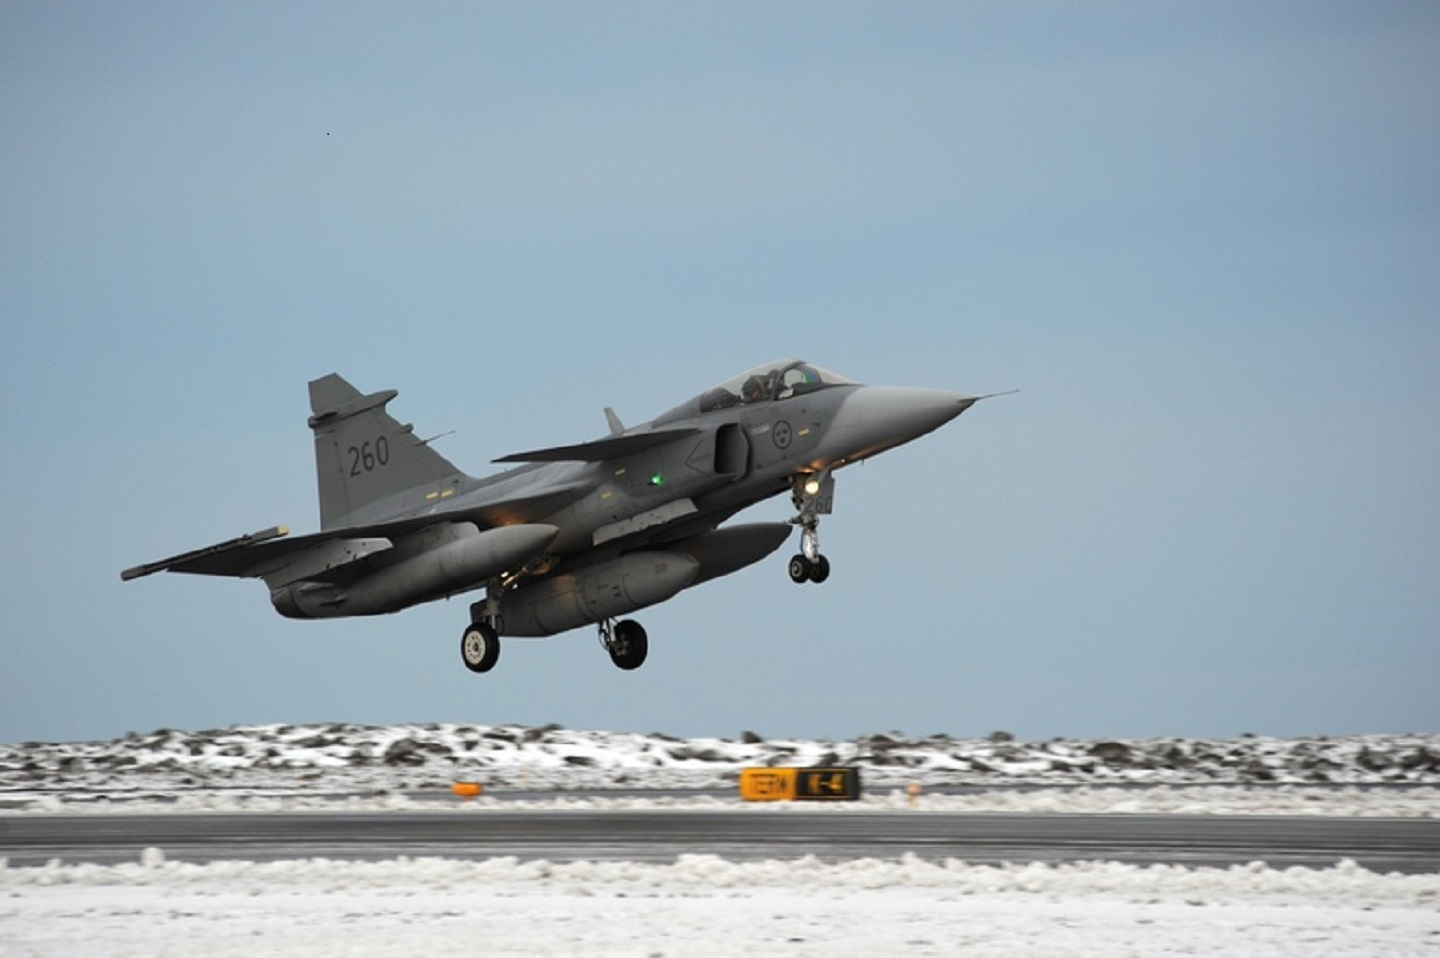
[697,360,855,413]
[650,360,857,426]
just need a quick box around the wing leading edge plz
[494,427,700,463]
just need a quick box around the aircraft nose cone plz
[851,386,978,447]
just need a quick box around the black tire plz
[460,622,500,673]
[809,554,831,584]
[609,619,648,670]
[788,554,813,584]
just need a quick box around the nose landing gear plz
[788,470,834,584]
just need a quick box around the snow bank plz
[2,853,1436,956]
[5,724,1438,793]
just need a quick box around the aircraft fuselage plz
[124,360,984,672]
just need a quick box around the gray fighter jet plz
[123,360,986,672]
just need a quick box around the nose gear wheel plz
[788,553,831,584]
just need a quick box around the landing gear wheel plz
[460,621,500,673]
[788,553,831,584]
[608,619,648,670]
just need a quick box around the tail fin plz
[307,374,467,529]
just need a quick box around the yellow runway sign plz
[739,767,861,802]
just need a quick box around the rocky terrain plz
[4,724,1437,797]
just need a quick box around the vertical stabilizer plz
[307,374,467,529]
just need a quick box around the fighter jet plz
[123,360,986,672]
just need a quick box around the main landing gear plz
[460,599,651,673]
[599,617,648,670]
[460,616,649,673]
[788,469,834,584]
[461,581,505,674]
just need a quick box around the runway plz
[4,809,1437,873]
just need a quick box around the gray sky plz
[3,2,1436,745]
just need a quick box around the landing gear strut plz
[788,469,834,584]
[599,618,648,670]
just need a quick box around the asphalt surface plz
[3,810,1437,873]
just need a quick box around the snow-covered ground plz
[3,853,1437,956]
[4,722,1439,799]
[3,725,1437,954]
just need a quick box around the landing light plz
[803,478,822,496]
